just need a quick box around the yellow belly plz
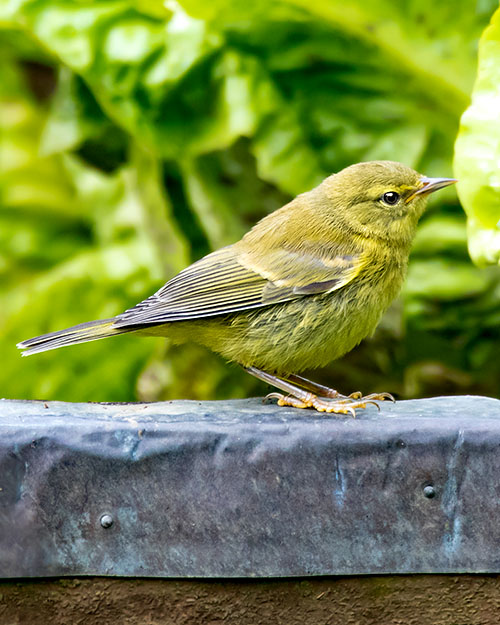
[142,272,403,375]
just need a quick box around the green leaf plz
[40,68,109,156]
[411,215,468,257]
[180,0,491,114]
[404,259,493,301]
[0,58,190,400]
[454,6,500,266]
[1,241,160,402]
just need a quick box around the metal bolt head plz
[423,485,436,499]
[100,513,114,528]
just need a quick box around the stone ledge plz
[0,396,499,578]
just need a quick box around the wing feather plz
[114,244,364,327]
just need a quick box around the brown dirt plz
[0,574,499,625]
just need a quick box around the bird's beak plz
[406,176,457,203]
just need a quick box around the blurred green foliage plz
[455,5,500,267]
[1,0,499,402]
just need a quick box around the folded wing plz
[114,244,364,327]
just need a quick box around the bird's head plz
[324,160,456,245]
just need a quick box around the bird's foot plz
[244,366,395,417]
[282,374,395,412]
[265,392,383,417]
[285,374,394,403]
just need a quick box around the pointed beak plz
[405,176,457,203]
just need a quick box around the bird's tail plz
[17,318,128,356]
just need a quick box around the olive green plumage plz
[17,161,454,380]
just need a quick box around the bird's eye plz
[381,191,400,206]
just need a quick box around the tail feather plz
[17,318,127,356]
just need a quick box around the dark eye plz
[381,191,400,205]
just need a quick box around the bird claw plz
[254,367,394,417]
[362,392,395,403]
[347,391,362,399]
[265,390,393,417]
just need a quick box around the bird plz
[17,161,456,415]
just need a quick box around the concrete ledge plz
[1,396,500,578]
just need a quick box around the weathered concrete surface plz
[1,396,500,578]
[1,575,500,625]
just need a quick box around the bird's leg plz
[244,366,389,416]
[286,373,361,400]
[286,373,394,403]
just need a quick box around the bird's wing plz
[114,244,364,327]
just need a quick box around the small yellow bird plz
[18,161,456,415]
